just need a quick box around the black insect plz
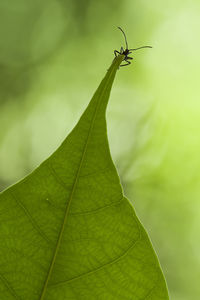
[114,27,152,67]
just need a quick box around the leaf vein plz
[48,164,68,191]
[69,196,124,215]
[143,284,156,299]
[10,191,51,244]
[49,228,142,287]
[0,273,21,300]
[78,166,110,178]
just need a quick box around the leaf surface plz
[0,55,169,299]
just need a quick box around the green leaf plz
[0,55,169,300]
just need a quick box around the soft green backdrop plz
[0,0,199,299]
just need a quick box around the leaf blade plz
[0,55,169,299]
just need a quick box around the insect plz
[114,27,152,67]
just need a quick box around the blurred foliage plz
[0,0,200,299]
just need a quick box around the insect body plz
[114,27,152,67]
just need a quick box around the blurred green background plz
[0,0,200,299]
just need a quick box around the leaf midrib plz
[39,62,118,299]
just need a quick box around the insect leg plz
[120,61,131,67]
[114,50,120,57]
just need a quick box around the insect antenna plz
[118,26,128,49]
[129,46,152,51]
